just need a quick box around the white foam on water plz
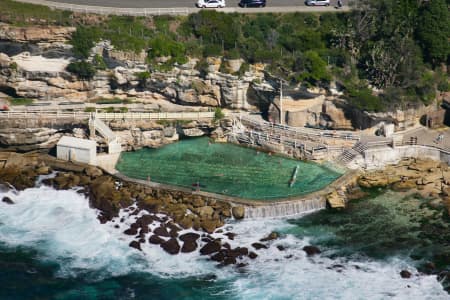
[219,218,449,300]
[0,186,216,279]
[0,186,448,299]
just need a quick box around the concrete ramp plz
[89,114,122,154]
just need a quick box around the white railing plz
[15,0,191,16]
[239,115,361,141]
[0,111,215,120]
[91,117,116,143]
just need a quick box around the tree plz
[416,0,450,66]
[70,27,100,59]
[66,61,96,79]
[294,50,331,84]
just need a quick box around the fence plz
[13,0,350,16]
[0,111,215,120]
[15,0,191,16]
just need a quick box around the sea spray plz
[0,186,448,299]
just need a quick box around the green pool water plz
[116,137,342,200]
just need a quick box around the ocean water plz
[116,137,341,200]
[0,186,448,300]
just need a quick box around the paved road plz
[47,0,323,8]
[16,0,349,14]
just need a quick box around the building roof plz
[57,136,96,150]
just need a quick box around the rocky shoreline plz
[1,151,449,281]
[358,158,450,215]
[0,152,325,268]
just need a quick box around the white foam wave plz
[0,186,448,299]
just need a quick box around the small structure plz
[57,136,97,165]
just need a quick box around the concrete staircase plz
[89,114,122,154]
[336,141,368,164]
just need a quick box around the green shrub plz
[66,61,96,79]
[225,48,241,60]
[195,58,210,77]
[92,54,107,70]
[135,71,150,81]
[71,27,100,59]
[347,87,384,112]
[219,62,231,74]
[203,44,223,57]
[84,107,96,112]
[9,62,18,70]
[237,62,250,77]
[294,50,331,84]
[214,107,225,121]
[118,107,129,113]
[9,98,33,106]
[93,98,132,105]
[148,35,187,64]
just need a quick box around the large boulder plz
[2,196,14,205]
[200,241,221,255]
[160,238,180,255]
[303,245,321,256]
[232,206,245,219]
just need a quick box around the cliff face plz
[0,23,75,43]
[0,23,275,112]
[0,24,442,133]
[0,117,221,152]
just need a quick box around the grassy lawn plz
[0,0,73,25]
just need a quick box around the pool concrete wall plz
[350,145,450,170]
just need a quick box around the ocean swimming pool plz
[116,138,342,200]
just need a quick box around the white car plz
[305,0,330,6]
[196,0,226,8]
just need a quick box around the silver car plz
[196,0,226,8]
[305,0,331,6]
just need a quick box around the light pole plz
[280,79,283,125]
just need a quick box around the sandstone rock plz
[260,232,279,242]
[303,245,321,256]
[196,206,214,218]
[0,53,11,68]
[232,206,245,219]
[201,219,218,234]
[0,24,76,43]
[191,196,205,208]
[179,216,194,229]
[35,165,51,175]
[84,166,103,178]
[391,180,417,191]
[182,128,205,137]
[160,238,180,255]
[200,241,221,255]
[2,196,14,205]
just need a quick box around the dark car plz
[239,0,266,7]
